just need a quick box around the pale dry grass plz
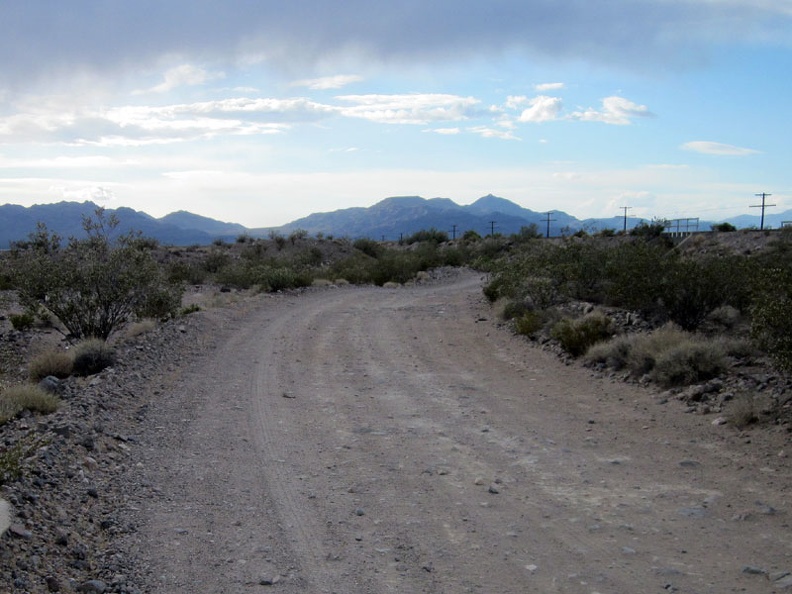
[0,384,60,424]
[123,319,157,339]
[28,348,73,381]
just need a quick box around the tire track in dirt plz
[140,271,791,594]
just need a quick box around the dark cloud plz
[1,1,789,89]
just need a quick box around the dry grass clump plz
[123,319,158,339]
[0,497,9,536]
[551,311,614,357]
[728,392,760,428]
[586,324,732,388]
[71,339,115,377]
[28,348,73,381]
[0,384,60,424]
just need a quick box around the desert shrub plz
[728,393,759,428]
[71,339,115,376]
[371,252,424,285]
[180,304,202,315]
[550,312,614,357]
[586,334,634,371]
[751,267,792,373]
[289,229,308,245]
[202,248,232,274]
[711,222,737,232]
[123,319,158,339]
[258,267,313,292]
[9,312,35,331]
[603,241,669,314]
[353,238,384,258]
[167,261,207,285]
[501,300,532,321]
[401,228,449,245]
[649,341,727,388]
[629,220,668,238]
[269,231,287,251]
[514,311,545,336]
[135,282,183,321]
[0,385,60,424]
[586,324,729,387]
[0,435,47,485]
[28,348,73,380]
[328,253,377,285]
[462,230,482,242]
[660,254,751,331]
[9,210,183,340]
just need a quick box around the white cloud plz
[518,95,563,123]
[137,64,220,94]
[290,74,364,90]
[468,126,520,140]
[569,96,651,125]
[335,93,480,124]
[681,140,761,156]
[534,82,565,91]
[426,127,462,135]
[505,95,528,109]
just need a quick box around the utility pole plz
[542,211,556,238]
[751,192,775,230]
[450,224,458,241]
[620,206,632,232]
[489,221,497,237]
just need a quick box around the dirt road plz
[135,270,791,593]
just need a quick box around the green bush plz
[9,312,35,331]
[9,209,183,340]
[551,312,614,357]
[0,385,60,425]
[72,339,115,376]
[514,311,545,336]
[751,267,792,372]
[29,348,73,380]
[353,238,384,258]
[0,434,48,485]
[401,228,449,245]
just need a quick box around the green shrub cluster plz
[483,235,753,332]
[8,209,183,340]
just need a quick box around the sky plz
[0,1,790,228]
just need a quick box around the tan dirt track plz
[135,270,791,594]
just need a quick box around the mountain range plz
[0,195,787,247]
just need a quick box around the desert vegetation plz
[481,226,792,412]
[2,216,792,429]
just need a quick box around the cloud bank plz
[1,0,790,89]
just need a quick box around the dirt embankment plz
[2,269,792,593]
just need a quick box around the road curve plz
[136,270,791,594]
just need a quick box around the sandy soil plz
[130,270,791,594]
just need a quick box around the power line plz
[542,211,556,238]
[751,192,775,230]
[620,206,632,232]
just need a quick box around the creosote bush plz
[0,385,60,425]
[28,348,73,381]
[9,208,183,340]
[71,339,115,377]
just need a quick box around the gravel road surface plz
[130,270,791,594]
